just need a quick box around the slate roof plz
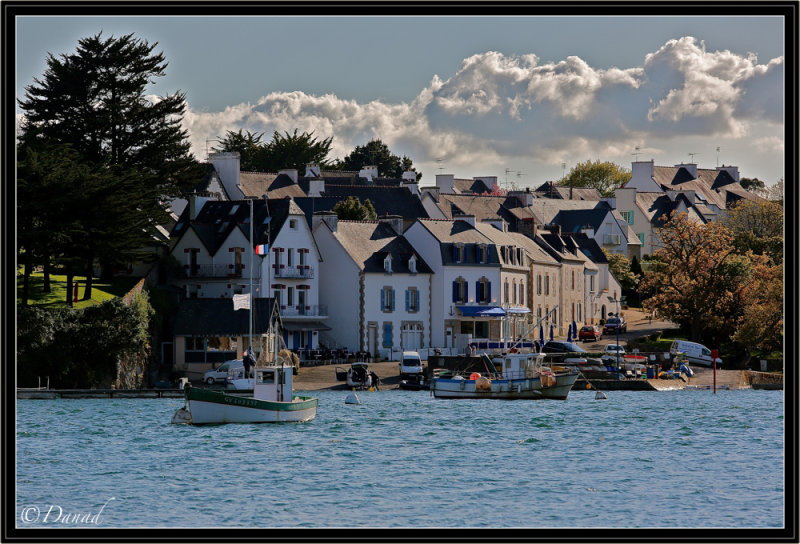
[329,221,433,274]
[525,200,610,225]
[171,198,297,256]
[536,232,586,263]
[551,208,611,233]
[453,178,494,194]
[292,185,428,224]
[649,166,764,211]
[239,171,279,198]
[561,232,608,265]
[634,192,706,227]
[533,182,602,201]
[174,297,277,336]
[505,232,560,265]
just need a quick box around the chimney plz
[676,162,698,179]
[481,218,507,232]
[188,193,197,220]
[631,159,655,186]
[436,174,455,194]
[278,169,299,184]
[509,189,533,207]
[401,170,419,197]
[359,165,378,182]
[308,178,325,197]
[312,211,338,233]
[549,181,555,199]
[716,164,740,182]
[305,164,321,177]
[473,176,498,192]
[209,152,242,199]
[454,213,476,227]
[378,214,403,235]
[402,169,417,182]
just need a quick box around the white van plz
[669,341,722,368]
[203,360,244,385]
[399,351,423,379]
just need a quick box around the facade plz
[313,214,433,359]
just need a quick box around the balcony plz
[181,264,261,279]
[274,265,315,279]
[603,234,621,246]
[280,304,328,317]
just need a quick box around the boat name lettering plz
[225,396,258,408]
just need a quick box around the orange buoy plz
[469,372,481,381]
[586,383,592,389]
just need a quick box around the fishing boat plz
[171,198,318,424]
[431,306,578,400]
[431,352,578,400]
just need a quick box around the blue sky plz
[16,15,786,186]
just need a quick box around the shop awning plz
[505,307,531,314]
[456,305,506,317]
[282,321,332,331]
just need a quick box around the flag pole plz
[249,198,254,353]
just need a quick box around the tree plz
[214,128,334,173]
[602,248,640,291]
[739,177,766,193]
[731,254,783,366]
[558,160,631,197]
[18,32,205,286]
[335,139,421,180]
[332,196,377,221]
[212,129,267,171]
[638,212,749,344]
[721,199,783,264]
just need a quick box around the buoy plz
[345,392,361,404]
[595,391,607,400]
[586,383,592,389]
[469,372,481,381]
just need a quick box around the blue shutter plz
[475,281,481,303]
[452,281,458,303]
[405,289,410,312]
[383,323,392,348]
[391,288,396,311]
[475,245,480,261]
[380,288,385,311]
[452,244,457,262]
[487,282,492,303]
[464,281,469,301]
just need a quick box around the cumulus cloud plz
[181,36,783,176]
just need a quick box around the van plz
[399,351,423,379]
[203,360,244,385]
[669,341,721,368]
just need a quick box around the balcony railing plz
[274,265,315,279]
[181,264,261,279]
[280,304,328,317]
[603,234,622,246]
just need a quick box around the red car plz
[579,325,602,341]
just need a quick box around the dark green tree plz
[214,128,334,173]
[739,177,766,194]
[332,196,377,221]
[335,139,421,180]
[212,129,268,172]
[558,160,631,197]
[18,32,205,286]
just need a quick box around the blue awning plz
[456,305,506,317]
[505,307,531,314]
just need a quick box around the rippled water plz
[16,389,784,528]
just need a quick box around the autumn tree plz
[602,248,640,291]
[721,199,783,264]
[638,212,749,344]
[332,196,377,221]
[558,160,631,197]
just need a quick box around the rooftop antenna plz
[516,171,526,191]
[716,147,720,167]
[436,158,445,172]
[561,162,566,180]
[632,146,641,161]
[688,152,699,163]
[504,168,514,190]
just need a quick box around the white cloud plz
[181,36,783,181]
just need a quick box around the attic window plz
[409,255,417,274]
[290,219,298,229]
[696,192,707,201]
[218,221,229,233]
[229,205,239,215]
[174,223,184,232]
[384,255,392,273]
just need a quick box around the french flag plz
[255,244,268,255]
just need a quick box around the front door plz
[368,325,377,357]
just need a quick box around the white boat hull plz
[179,386,318,424]
[432,372,578,400]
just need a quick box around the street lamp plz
[608,296,626,375]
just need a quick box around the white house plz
[313,213,433,359]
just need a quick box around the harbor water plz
[16,389,784,528]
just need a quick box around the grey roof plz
[561,232,608,264]
[174,297,277,336]
[533,182,603,201]
[551,208,611,233]
[171,198,296,256]
[453,178,494,194]
[535,232,586,263]
[505,232,560,265]
[329,221,433,274]
[292,185,428,223]
[635,192,706,227]
[526,199,610,225]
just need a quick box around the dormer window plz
[289,219,298,229]
[409,255,417,274]
[384,255,392,273]
[455,243,465,263]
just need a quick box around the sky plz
[15,15,787,188]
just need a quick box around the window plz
[504,281,509,303]
[578,304,582,321]
[537,306,542,320]
[572,270,575,290]
[476,277,490,304]
[409,255,417,274]
[186,336,204,351]
[287,248,294,266]
[287,287,294,306]
[383,322,393,348]
[381,286,395,312]
[455,244,464,263]
[474,321,489,338]
[453,277,468,304]
[406,287,419,312]
[621,210,634,225]
[637,233,645,245]
[512,280,517,304]
[299,249,306,267]
[519,283,524,304]
[590,276,594,293]
[537,274,542,295]
[289,219,298,229]
[384,255,392,273]
[545,275,550,296]
[273,289,281,304]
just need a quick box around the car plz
[604,344,626,355]
[399,351,424,379]
[670,340,722,368]
[541,341,587,354]
[203,360,244,385]
[578,325,602,341]
[603,316,627,334]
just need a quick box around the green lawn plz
[17,270,141,308]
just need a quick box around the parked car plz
[603,316,627,334]
[541,341,587,354]
[604,344,626,355]
[203,360,243,385]
[578,325,602,341]
[399,351,424,379]
[670,340,722,368]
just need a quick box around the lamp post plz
[609,296,626,374]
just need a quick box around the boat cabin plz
[254,366,293,402]
[491,353,544,380]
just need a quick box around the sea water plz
[15,389,784,529]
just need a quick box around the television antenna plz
[688,152,699,163]
[436,158,446,172]
[504,168,515,190]
[561,162,567,180]
[716,147,720,167]
[632,146,641,161]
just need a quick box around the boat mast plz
[507,305,559,352]
[249,198,254,352]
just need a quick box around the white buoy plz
[345,392,361,405]
[595,391,608,400]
